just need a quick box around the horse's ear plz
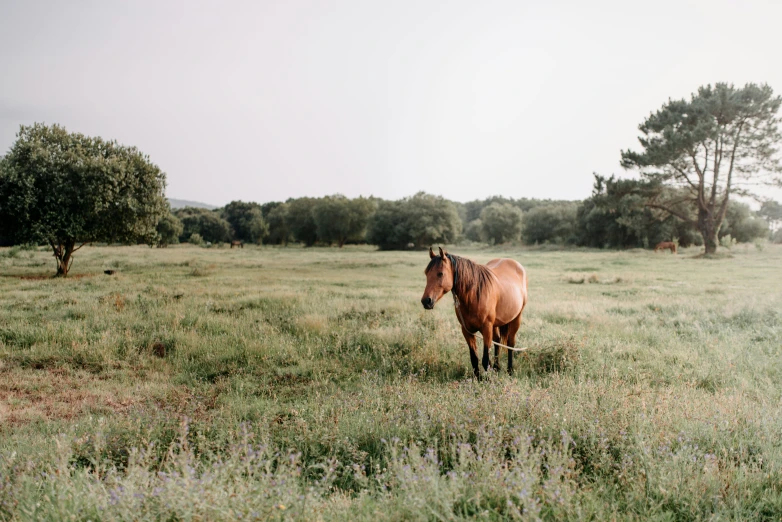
[429,247,435,259]
[438,247,447,258]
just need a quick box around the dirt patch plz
[0,367,139,426]
[11,272,97,280]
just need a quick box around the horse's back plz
[486,258,527,322]
[486,258,526,284]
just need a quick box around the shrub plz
[480,203,523,244]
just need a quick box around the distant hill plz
[168,198,217,210]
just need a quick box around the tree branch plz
[688,151,707,209]
[710,132,722,206]
[717,120,746,224]
[671,165,702,196]
[71,241,90,253]
[644,203,697,226]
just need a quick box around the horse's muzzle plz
[421,296,435,310]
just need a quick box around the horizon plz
[2,1,782,206]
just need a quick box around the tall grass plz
[1,244,781,520]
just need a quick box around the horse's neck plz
[451,259,483,311]
[452,286,476,311]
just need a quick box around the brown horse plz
[230,240,243,249]
[421,247,528,379]
[654,241,677,254]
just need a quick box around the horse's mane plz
[425,254,495,303]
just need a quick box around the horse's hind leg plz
[494,325,509,372]
[493,327,501,371]
[480,325,493,373]
[506,313,523,376]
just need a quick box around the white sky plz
[1,0,781,206]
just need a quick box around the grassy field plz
[1,243,781,520]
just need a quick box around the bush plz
[367,193,461,250]
[720,202,769,243]
[312,195,375,247]
[188,233,203,245]
[220,201,268,244]
[522,202,578,245]
[479,203,523,244]
[464,219,484,242]
[174,207,232,244]
[156,213,183,247]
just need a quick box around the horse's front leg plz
[461,326,481,380]
[480,325,493,372]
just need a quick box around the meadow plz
[0,243,781,521]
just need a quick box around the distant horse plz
[230,240,243,249]
[421,247,528,379]
[654,241,677,254]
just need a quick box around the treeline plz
[158,177,776,249]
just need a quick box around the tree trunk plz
[698,209,719,255]
[338,237,346,248]
[53,239,75,277]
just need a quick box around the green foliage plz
[464,219,484,242]
[312,195,376,247]
[621,83,782,253]
[720,201,769,243]
[220,200,268,244]
[188,233,203,245]
[522,202,579,245]
[575,174,701,249]
[367,192,462,250]
[462,196,562,223]
[155,213,183,247]
[0,123,167,275]
[174,207,231,244]
[285,197,319,246]
[759,200,782,230]
[479,203,523,244]
[265,202,290,245]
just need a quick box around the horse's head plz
[421,247,454,310]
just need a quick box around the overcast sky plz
[1,0,781,206]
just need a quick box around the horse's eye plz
[437,272,443,277]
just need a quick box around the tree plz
[261,201,283,217]
[574,174,701,249]
[480,203,523,244]
[464,219,484,242]
[174,207,231,243]
[720,201,769,243]
[312,195,376,247]
[265,203,290,245]
[0,124,167,276]
[404,193,462,248]
[286,197,319,246]
[367,192,461,250]
[221,201,268,244]
[366,200,405,249]
[156,213,183,247]
[621,83,782,254]
[522,202,579,245]
[759,200,782,231]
